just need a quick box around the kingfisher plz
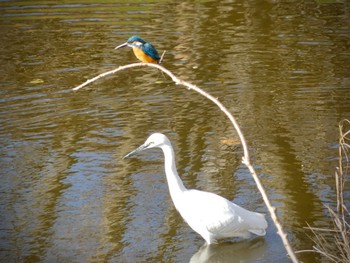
[115,35,161,64]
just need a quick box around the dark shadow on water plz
[189,238,266,263]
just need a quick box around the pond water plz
[0,1,349,262]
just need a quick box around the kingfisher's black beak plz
[115,42,128,49]
[123,143,149,159]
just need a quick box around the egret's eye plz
[144,142,153,149]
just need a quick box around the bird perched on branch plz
[115,35,161,64]
[124,133,268,244]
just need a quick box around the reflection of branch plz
[72,63,299,263]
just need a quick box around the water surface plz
[0,1,349,262]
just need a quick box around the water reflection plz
[190,238,266,263]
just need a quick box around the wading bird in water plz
[115,35,161,64]
[124,133,268,244]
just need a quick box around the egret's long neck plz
[160,144,187,198]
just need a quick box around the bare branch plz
[72,63,299,262]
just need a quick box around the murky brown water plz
[1,1,349,262]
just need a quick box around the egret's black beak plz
[115,42,128,50]
[123,143,149,159]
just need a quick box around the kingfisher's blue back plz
[116,35,161,64]
[142,42,160,62]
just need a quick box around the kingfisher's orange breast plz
[132,47,158,63]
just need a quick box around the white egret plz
[124,133,267,244]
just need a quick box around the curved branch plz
[72,63,299,262]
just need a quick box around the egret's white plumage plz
[124,133,267,244]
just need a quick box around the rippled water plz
[1,1,349,262]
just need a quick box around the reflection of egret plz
[124,133,267,244]
[190,238,266,263]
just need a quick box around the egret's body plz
[124,133,267,244]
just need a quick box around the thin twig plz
[72,63,299,262]
[159,50,166,64]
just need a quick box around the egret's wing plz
[180,190,248,235]
[202,194,247,235]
